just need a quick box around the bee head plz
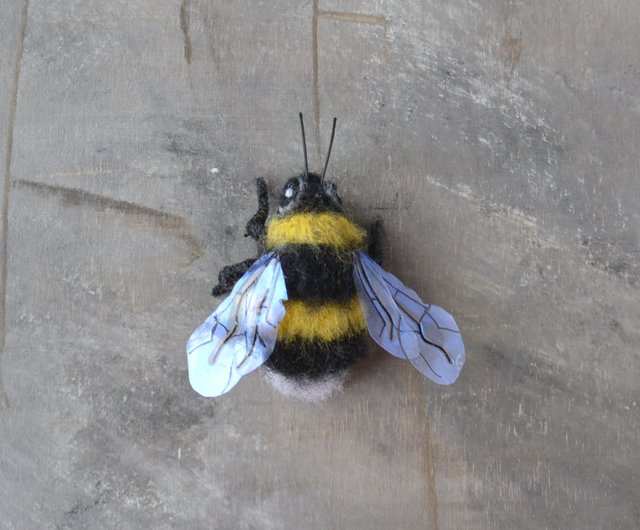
[277,172,343,215]
[278,113,342,216]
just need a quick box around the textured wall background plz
[1,1,639,528]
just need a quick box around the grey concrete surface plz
[1,0,639,528]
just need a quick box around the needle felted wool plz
[263,198,369,382]
[188,115,465,401]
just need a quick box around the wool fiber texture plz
[277,296,365,342]
[264,368,349,403]
[266,212,366,249]
[277,245,356,302]
[264,209,368,381]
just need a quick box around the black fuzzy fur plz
[265,334,367,379]
[211,258,255,296]
[278,245,356,302]
[245,177,269,242]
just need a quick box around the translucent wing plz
[353,251,465,385]
[353,254,421,360]
[186,252,288,397]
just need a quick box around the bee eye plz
[324,182,337,195]
[284,186,296,199]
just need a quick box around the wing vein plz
[353,251,465,385]
[186,253,288,397]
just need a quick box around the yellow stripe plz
[277,296,366,342]
[265,212,366,250]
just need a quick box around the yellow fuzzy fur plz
[266,212,366,250]
[277,296,366,342]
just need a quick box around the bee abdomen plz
[266,295,367,379]
[266,335,367,379]
[276,296,365,342]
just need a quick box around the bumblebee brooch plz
[187,114,465,401]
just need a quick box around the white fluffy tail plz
[264,368,349,403]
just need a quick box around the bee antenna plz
[321,117,337,183]
[299,112,309,179]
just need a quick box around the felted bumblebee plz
[186,114,465,401]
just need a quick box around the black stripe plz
[266,334,367,379]
[278,244,355,302]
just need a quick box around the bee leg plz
[368,216,384,264]
[244,178,269,243]
[211,258,255,296]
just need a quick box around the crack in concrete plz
[408,369,440,530]
[310,3,436,524]
[0,390,9,411]
[311,3,389,162]
[13,179,203,265]
[311,0,321,163]
[424,410,440,530]
[0,0,30,411]
[317,9,386,27]
[180,0,192,65]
